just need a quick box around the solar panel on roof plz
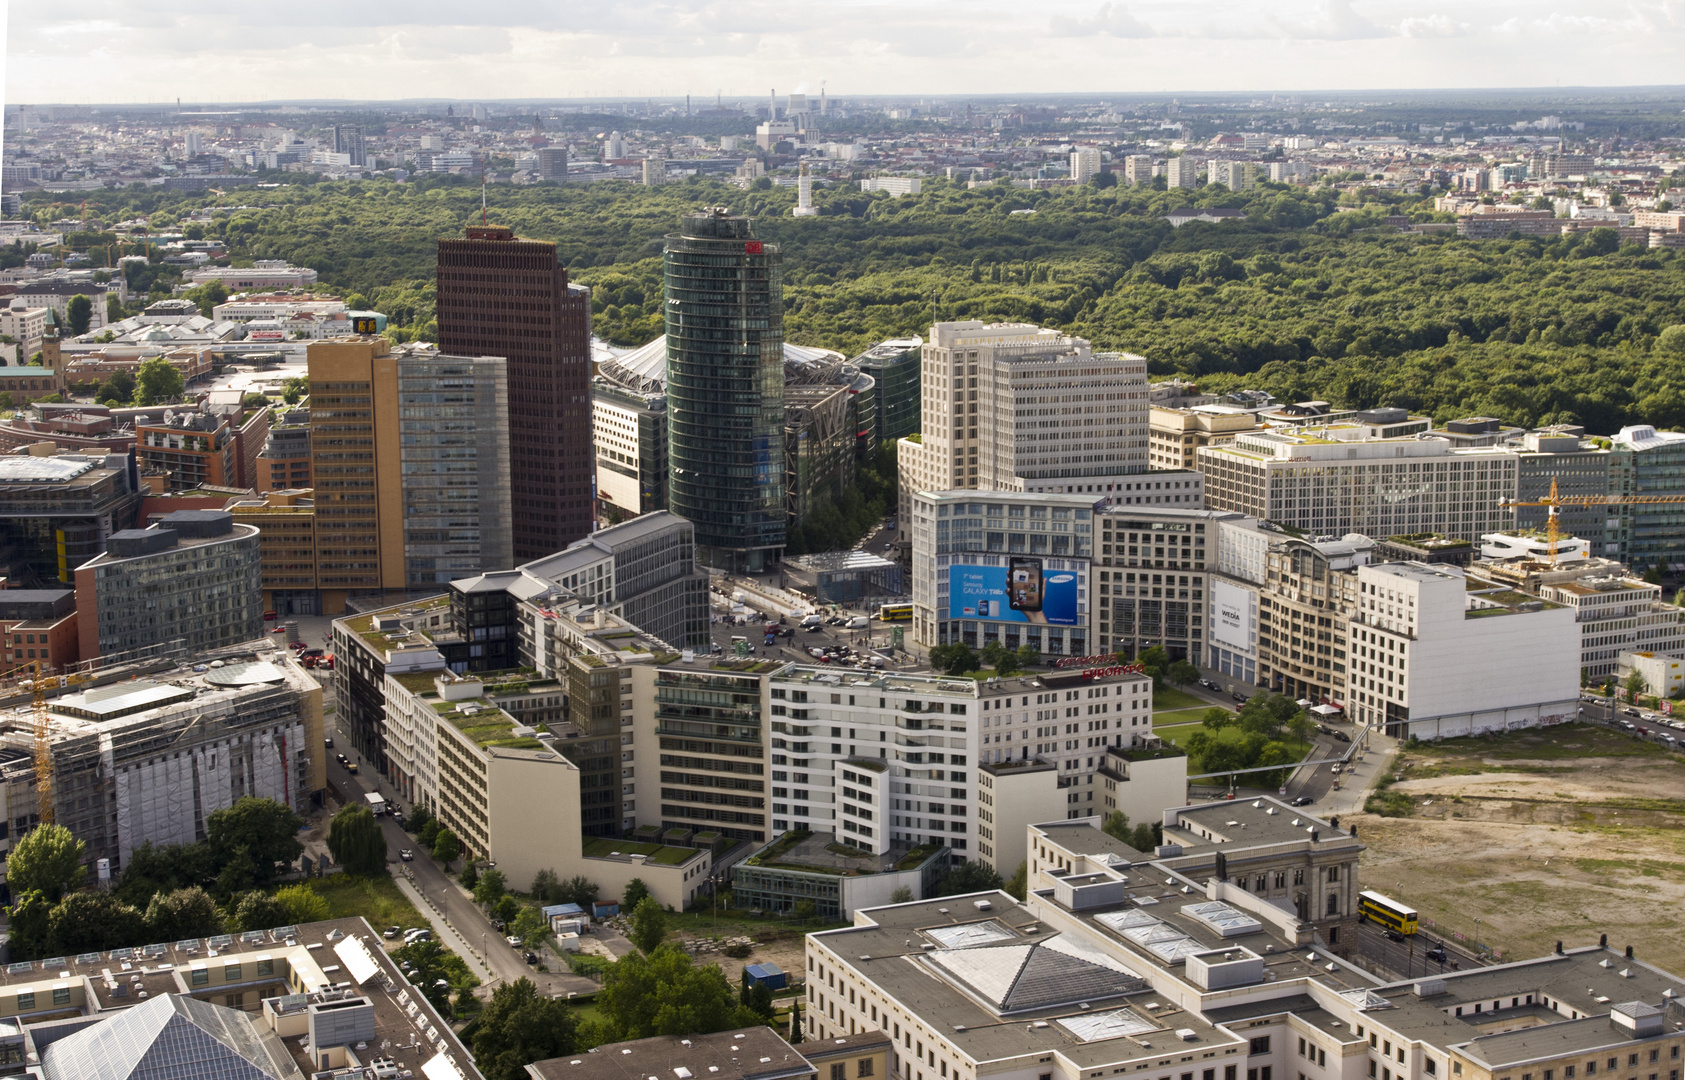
[240,931,267,945]
[143,943,168,958]
[108,948,135,961]
[207,934,233,949]
[6,962,32,975]
[270,925,297,940]
[174,939,201,951]
[925,921,1015,949]
[75,953,102,966]
[39,957,66,971]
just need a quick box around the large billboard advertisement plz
[1210,579,1253,653]
[949,557,1082,626]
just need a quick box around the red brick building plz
[435,225,593,561]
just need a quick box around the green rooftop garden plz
[582,837,698,865]
[431,699,544,750]
[895,844,943,871]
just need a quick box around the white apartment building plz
[859,177,923,196]
[1199,430,1519,542]
[212,298,348,323]
[1122,154,1155,184]
[1539,574,1685,679]
[1070,148,1102,184]
[764,663,1155,859]
[1166,154,1200,188]
[0,303,50,361]
[897,321,1149,517]
[1348,562,1579,739]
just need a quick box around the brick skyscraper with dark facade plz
[436,225,593,561]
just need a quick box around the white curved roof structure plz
[598,334,845,395]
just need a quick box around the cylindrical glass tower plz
[664,208,786,574]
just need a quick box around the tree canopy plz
[591,945,764,1043]
[471,978,580,1080]
[6,824,87,901]
[327,804,387,876]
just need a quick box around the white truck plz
[364,792,388,817]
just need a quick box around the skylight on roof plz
[1182,901,1263,938]
[925,921,1015,949]
[1057,1007,1159,1043]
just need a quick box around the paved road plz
[1351,920,1488,981]
[321,724,599,999]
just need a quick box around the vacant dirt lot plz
[1351,723,1685,973]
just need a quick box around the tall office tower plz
[333,123,366,167]
[642,155,666,185]
[1070,147,1101,184]
[185,131,202,157]
[307,336,515,612]
[396,351,513,589]
[535,146,568,182]
[436,225,593,561]
[896,322,1150,520]
[1165,155,1199,189]
[664,208,786,574]
[1123,154,1155,184]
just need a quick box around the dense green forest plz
[30,172,1685,432]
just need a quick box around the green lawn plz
[1152,722,1204,748]
[1154,707,1228,726]
[1152,687,1210,710]
[310,874,429,930]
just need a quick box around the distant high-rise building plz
[604,131,625,159]
[436,226,594,561]
[535,146,568,182]
[184,131,202,157]
[664,208,786,574]
[1166,155,1200,189]
[1070,148,1102,184]
[642,155,666,186]
[333,123,366,167]
[1123,154,1155,184]
[792,163,818,216]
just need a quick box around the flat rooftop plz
[0,916,478,1080]
[530,1028,814,1080]
[812,893,1249,1069]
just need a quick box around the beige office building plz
[897,322,1149,518]
[1149,405,1261,470]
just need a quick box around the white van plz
[800,614,824,629]
[846,616,869,630]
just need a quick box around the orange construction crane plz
[2,660,89,825]
[1504,476,1685,565]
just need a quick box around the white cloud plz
[1398,14,1464,37]
[1048,3,1157,38]
[7,2,1685,100]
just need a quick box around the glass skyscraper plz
[664,208,786,574]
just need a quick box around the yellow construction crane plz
[2,660,88,826]
[1505,476,1685,565]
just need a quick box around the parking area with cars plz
[1578,693,1685,747]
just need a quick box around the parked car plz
[382,926,401,940]
[346,762,359,774]
[1332,731,1351,743]
[507,935,523,948]
[336,753,349,766]
[1290,796,1314,807]
[324,737,334,749]
[399,849,413,862]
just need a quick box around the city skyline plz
[7,1,1685,103]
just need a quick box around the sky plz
[5,0,1685,104]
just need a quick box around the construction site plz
[0,639,325,878]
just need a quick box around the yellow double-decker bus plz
[1358,890,1419,935]
[876,603,913,622]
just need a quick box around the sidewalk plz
[1327,730,1399,817]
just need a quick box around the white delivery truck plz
[365,792,388,817]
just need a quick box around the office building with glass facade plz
[664,209,786,574]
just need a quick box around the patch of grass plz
[309,874,428,930]
[1366,791,1415,817]
[1153,687,1210,710]
[1412,722,1683,764]
[1154,707,1231,726]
